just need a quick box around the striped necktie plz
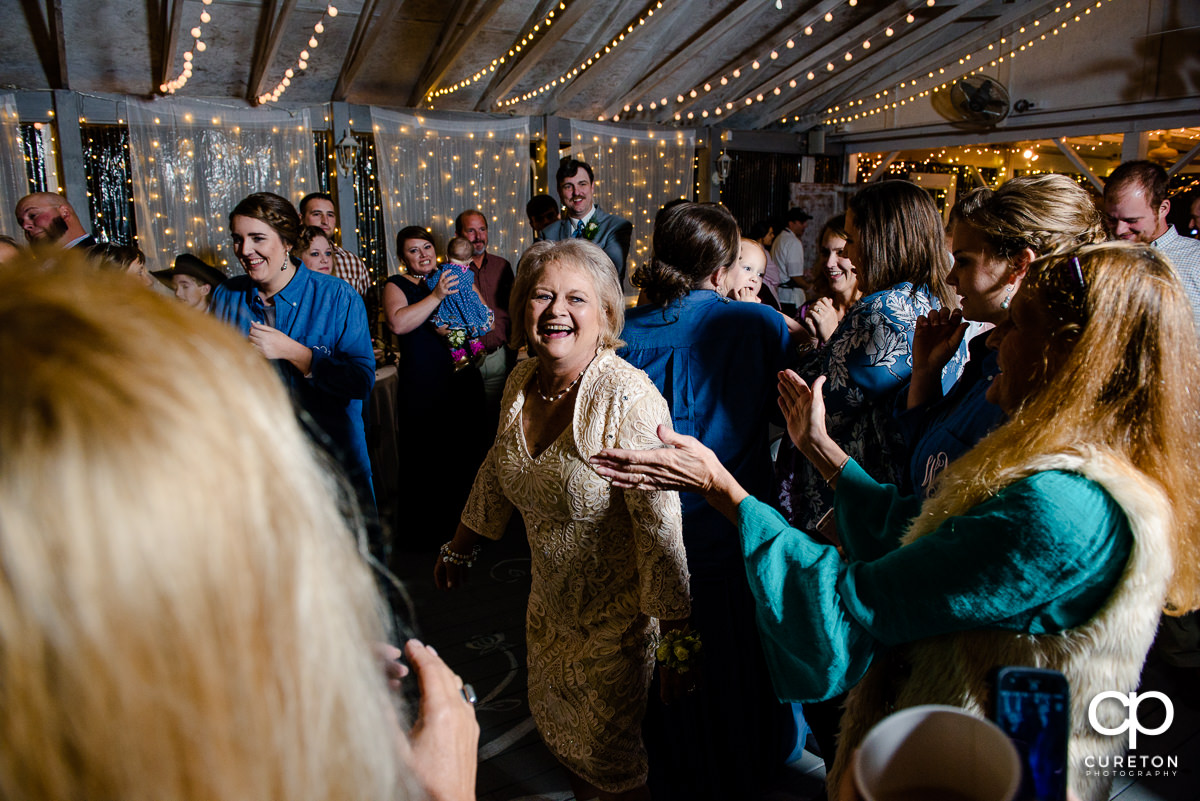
[572,219,585,238]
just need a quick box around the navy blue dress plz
[897,332,1006,497]
[620,290,797,800]
[387,275,487,547]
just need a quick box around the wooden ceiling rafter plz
[248,0,300,102]
[749,0,998,127]
[540,0,646,115]
[408,0,507,106]
[409,0,483,107]
[333,0,406,102]
[157,0,185,89]
[660,0,903,125]
[774,0,1056,129]
[544,0,688,116]
[597,0,762,121]
[476,0,595,112]
[48,0,70,89]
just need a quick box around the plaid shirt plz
[332,244,370,295]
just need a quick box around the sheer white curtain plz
[371,110,531,274]
[126,98,318,273]
[568,121,695,283]
[0,95,29,240]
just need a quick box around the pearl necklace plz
[536,352,597,403]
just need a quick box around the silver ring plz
[461,683,477,705]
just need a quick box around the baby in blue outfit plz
[426,236,494,367]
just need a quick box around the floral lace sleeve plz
[460,444,514,540]
[618,393,691,621]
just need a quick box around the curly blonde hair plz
[956,174,1105,260]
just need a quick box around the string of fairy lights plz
[652,0,936,124]
[257,5,340,105]
[159,0,214,94]
[425,2,569,104]
[497,1,666,110]
[818,0,1114,126]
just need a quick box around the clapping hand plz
[912,307,967,375]
[777,370,828,455]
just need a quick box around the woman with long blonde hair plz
[0,257,477,801]
[592,242,1200,801]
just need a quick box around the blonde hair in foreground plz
[0,256,418,801]
[923,241,1200,614]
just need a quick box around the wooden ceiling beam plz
[18,0,63,89]
[661,0,899,124]
[248,0,299,101]
[407,0,507,106]
[598,0,761,121]
[409,0,480,106]
[333,0,407,102]
[48,0,69,89]
[157,0,184,89]
[477,0,596,112]
[545,0,684,115]
[766,0,1050,128]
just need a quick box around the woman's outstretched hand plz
[591,425,720,494]
[590,424,748,522]
[777,370,829,455]
[778,370,851,486]
[912,307,967,374]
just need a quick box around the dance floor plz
[388,520,1199,801]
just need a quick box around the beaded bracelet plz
[655,628,703,673]
[439,542,481,568]
[823,455,851,487]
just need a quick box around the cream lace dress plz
[461,348,691,791]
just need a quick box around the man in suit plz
[14,192,99,251]
[543,158,633,284]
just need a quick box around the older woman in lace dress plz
[435,239,692,801]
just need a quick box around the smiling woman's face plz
[401,238,437,276]
[231,215,289,287]
[525,260,602,373]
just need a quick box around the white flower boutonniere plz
[583,220,600,241]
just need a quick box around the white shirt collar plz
[570,206,597,228]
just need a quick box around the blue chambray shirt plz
[209,264,376,503]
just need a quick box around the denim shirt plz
[210,265,375,501]
[620,290,792,573]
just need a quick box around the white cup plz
[854,704,1021,801]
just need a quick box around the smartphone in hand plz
[992,666,1070,801]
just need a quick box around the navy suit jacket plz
[543,205,633,284]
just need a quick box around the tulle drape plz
[569,121,695,283]
[371,110,531,275]
[0,95,30,240]
[126,98,318,274]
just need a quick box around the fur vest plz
[828,448,1174,801]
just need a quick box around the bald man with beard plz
[14,193,100,252]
